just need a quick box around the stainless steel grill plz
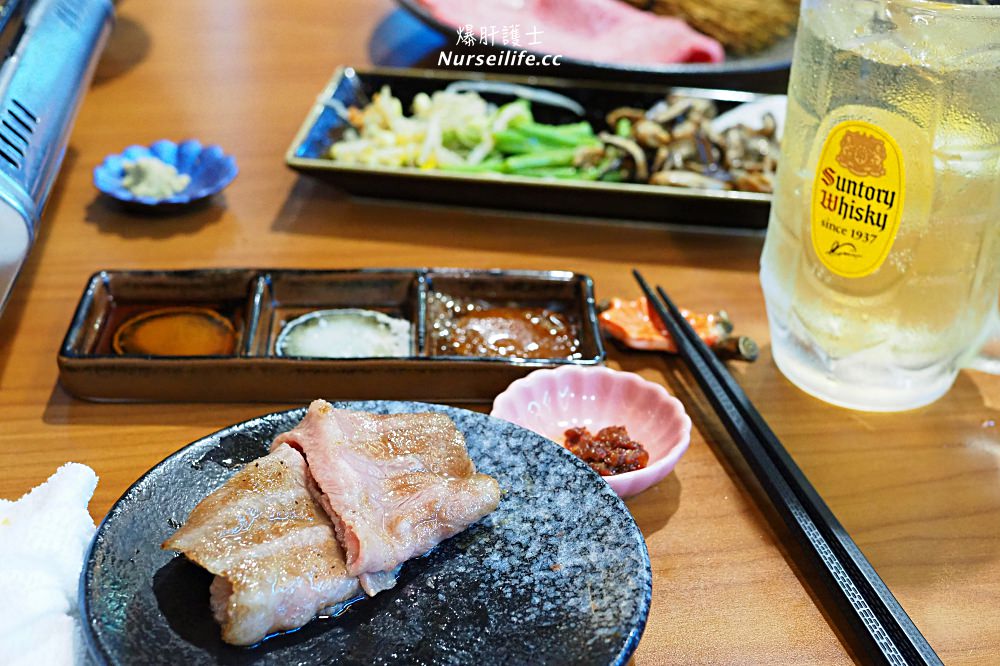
[0,0,112,312]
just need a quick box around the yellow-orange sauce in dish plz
[112,307,237,356]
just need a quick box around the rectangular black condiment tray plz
[58,268,604,403]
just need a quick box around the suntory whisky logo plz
[811,120,905,278]
[835,130,887,178]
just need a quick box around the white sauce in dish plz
[275,309,412,358]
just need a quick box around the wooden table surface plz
[2,1,999,663]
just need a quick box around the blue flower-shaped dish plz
[93,139,237,211]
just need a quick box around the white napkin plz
[0,463,99,666]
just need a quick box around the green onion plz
[514,122,597,147]
[504,148,578,172]
[494,99,533,129]
[493,130,539,154]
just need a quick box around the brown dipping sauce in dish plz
[112,307,237,356]
[445,307,580,359]
[564,425,649,476]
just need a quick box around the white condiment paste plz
[122,157,191,198]
[276,309,412,358]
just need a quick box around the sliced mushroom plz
[599,132,648,182]
[694,132,722,169]
[733,170,774,193]
[651,145,671,173]
[687,98,717,120]
[671,118,700,141]
[749,135,775,159]
[606,107,647,129]
[633,119,671,148]
[723,127,746,169]
[704,126,725,147]
[666,135,697,164]
[650,170,731,190]
[573,144,607,168]
[647,97,695,125]
[684,160,733,183]
[601,95,781,193]
[760,112,777,138]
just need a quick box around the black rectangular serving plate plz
[57,268,604,403]
[286,67,773,230]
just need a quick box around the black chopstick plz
[632,270,942,666]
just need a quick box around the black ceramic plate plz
[394,0,793,92]
[81,401,652,665]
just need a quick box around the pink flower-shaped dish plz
[491,365,692,498]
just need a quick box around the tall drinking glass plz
[760,0,1000,411]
